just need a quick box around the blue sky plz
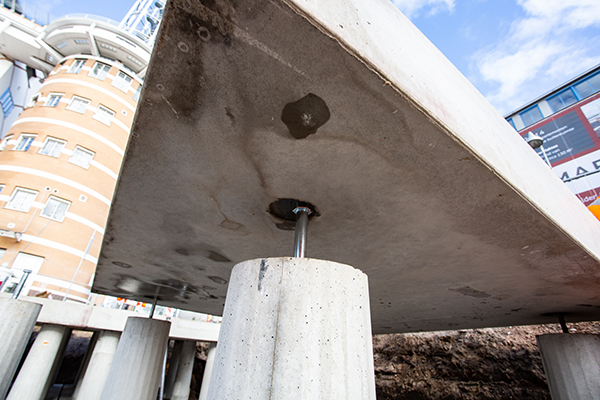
[32,0,600,116]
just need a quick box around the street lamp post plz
[524,131,551,166]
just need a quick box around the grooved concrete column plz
[6,324,71,400]
[171,340,197,400]
[73,330,121,400]
[198,343,216,400]
[537,334,600,400]
[100,317,171,400]
[0,299,42,399]
[208,257,376,400]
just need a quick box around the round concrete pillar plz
[100,317,171,400]
[164,340,183,399]
[0,299,42,399]
[198,343,217,400]
[73,330,121,400]
[170,340,197,400]
[208,257,376,400]
[537,334,600,400]
[6,323,71,400]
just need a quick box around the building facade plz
[0,6,152,302]
[505,65,600,206]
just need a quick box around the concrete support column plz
[6,324,71,400]
[171,340,197,400]
[73,330,121,400]
[208,257,376,400]
[100,317,171,400]
[164,340,183,399]
[198,343,217,400]
[0,299,42,399]
[537,334,600,400]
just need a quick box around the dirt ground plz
[373,321,600,399]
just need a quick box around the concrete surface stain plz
[233,26,305,76]
[258,259,268,291]
[281,93,330,139]
[208,276,228,285]
[450,286,491,298]
[208,250,231,262]
[220,219,244,230]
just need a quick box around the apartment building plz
[0,3,159,302]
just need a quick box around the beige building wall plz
[0,56,142,302]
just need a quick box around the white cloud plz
[474,0,600,114]
[391,0,455,18]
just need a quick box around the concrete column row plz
[0,299,211,400]
[6,286,600,400]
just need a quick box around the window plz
[1,87,14,116]
[13,134,36,151]
[100,43,117,52]
[45,93,63,107]
[1,253,44,296]
[38,137,66,157]
[574,72,600,100]
[68,59,86,73]
[133,84,142,102]
[40,196,70,221]
[74,39,89,44]
[93,104,115,125]
[88,62,111,80]
[520,105,543,127]
[5,187,38,212]
[0,135,12,151]
[56,41,67,49]
[0,248,5,261]
[507,118,516,130]
[112,71,132,92]
[66,96,90,113]
[27,94,39,108]
[69,146,95,169]
[547,88,578,113]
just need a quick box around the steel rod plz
[149,286,160,318]
[540,145,552,167]
[293,207,311,258]
[558,314,569,333]
[12,269,32,299]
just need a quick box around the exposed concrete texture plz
[6,324,71,400]
[73,330,121,400]
[100,317,171,400]
[96,0,600,334]
[170,340,197,400]
[3,295,219,341]
[198,343,216,400]
[537,334,600,399]
[0,299,42,399]
[164,340,183,399]
[208,257,375,400]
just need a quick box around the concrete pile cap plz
[95,0,600,333]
